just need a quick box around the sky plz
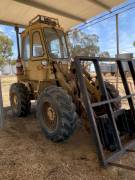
[76,0,135,57]
[0,0,135,59]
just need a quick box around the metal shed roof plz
[0,0,125,30]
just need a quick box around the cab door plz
[29,29,49,81]
[22,29,50,81]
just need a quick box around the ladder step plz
[126,149,135,152]
[109,162,135,171]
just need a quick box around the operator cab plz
[18,15,70,81]
[21,15,69,62]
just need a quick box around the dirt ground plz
[0,75,135,180]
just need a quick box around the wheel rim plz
[12,93,18,113]
[42,102,58,132]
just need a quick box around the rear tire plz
[37,85,77,142]
[105,81,121,109]
[10,83,31,117]
[85,81,121,132]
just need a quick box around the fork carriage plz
[74,56,135,168]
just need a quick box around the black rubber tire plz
[10,83,31,117]
[37,85,77,142]
[105,81,121,109]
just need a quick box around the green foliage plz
[133,41,135,47]
[10,60,16,65]
[68,30,100,57]
[0,31,13,68]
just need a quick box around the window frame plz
[32,30,44,58]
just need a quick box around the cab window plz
[44,28,68,59]
[23,34,30,61]
[32,31,43,57]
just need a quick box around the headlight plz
[41,60,48,66]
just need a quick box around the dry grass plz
[0,75,135,180]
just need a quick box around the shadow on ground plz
[0,104,135,180]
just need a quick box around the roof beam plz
[0,19,25,28]
[13,0,86,22]
[87,0,111,11]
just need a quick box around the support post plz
[0,79,4,128]
[116,14,119,90]
[14,26,20,59]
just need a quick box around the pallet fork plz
[74,56,135,171]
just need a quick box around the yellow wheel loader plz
[9,15,135,168]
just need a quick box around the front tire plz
[37,85,77,142]
[10,83,31,117]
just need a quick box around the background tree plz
[99,51,110,58]
[68,30,100,58]
[0,32,13,70]
[10,59,16,66]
